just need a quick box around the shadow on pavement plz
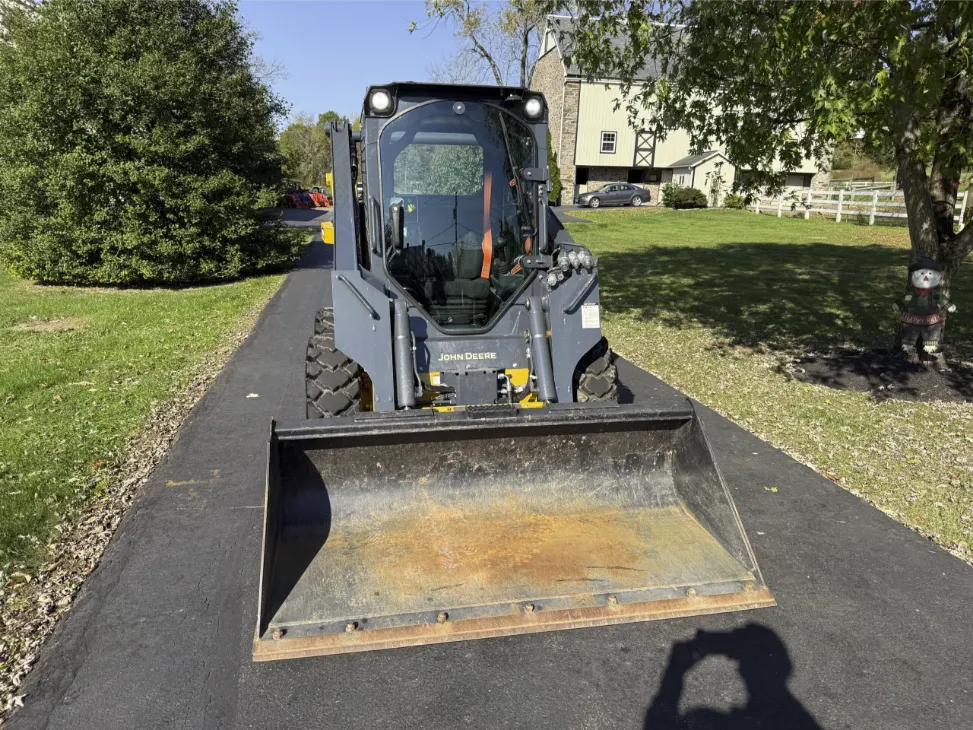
[279,207,332,227]
[297,239,333,270]
[643,624,823,730]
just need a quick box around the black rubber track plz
[575,336,619,401]
[306,308,361,418]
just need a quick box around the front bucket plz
[254,404,774,661]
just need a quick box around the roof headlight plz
[369,89,394,115]
[524,96,544,119]
[568,250,580,268]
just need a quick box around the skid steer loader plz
[254,83,774,661]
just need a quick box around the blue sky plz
[239,0,458,122]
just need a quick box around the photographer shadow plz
[644,624,823,729]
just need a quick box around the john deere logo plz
[438,352,498,362]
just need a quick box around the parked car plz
[577,183,651,208]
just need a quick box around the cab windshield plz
[380,100,537,330]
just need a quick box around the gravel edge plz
[0,284,281,724]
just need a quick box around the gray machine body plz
[328,83,603,411]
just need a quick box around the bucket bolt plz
[345,621,359,633]
[524,603,536,614]
[437,612,449,624]
[607,595,618,607]
[686,589,697,598]
[272,628,286,641]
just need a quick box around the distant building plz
[530,16,829,204]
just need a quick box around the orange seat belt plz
[480,171,493,278]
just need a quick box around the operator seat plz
[424,242,490,326]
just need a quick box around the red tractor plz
[282,189,313,209]
[308,186,332,208]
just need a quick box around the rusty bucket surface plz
[254,404,774,661]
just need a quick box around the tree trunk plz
[472,35,505,86]
[897,149,973,294]
[939,212,973,293]
[519,21,531,87]
[895,115,940,261]
[929,160,958,243]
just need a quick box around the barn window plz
[600,131,617,154]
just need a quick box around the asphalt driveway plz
[8,226,973,729]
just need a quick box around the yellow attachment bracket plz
[505,368,530,388]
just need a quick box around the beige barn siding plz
[574,81,701,169]
[575,82,702,169]
[653,128,697,168]
[576,83,637,167]
[573,83,825,178]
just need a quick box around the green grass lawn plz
[0,272,284,572]
[567,208,973,561]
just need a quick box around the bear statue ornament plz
[894,257,957,367]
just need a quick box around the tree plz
[0,0,297,285]
[411,0,545,87]
[0,0,36,43]
[315,110,346,182]
[560,1,973,301]
[395,143,484,195]
[831,137,863,172]
[426,48,492,85]
[279,114,330,188]
[547,131,562,204]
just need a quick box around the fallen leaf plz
[763,486,779,493]
[246,393,260,399]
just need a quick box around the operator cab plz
[371,87,545,331]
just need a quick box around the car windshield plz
[380,100,537,331]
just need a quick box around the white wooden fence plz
[751,189,969,230]
[828,179,896,192]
